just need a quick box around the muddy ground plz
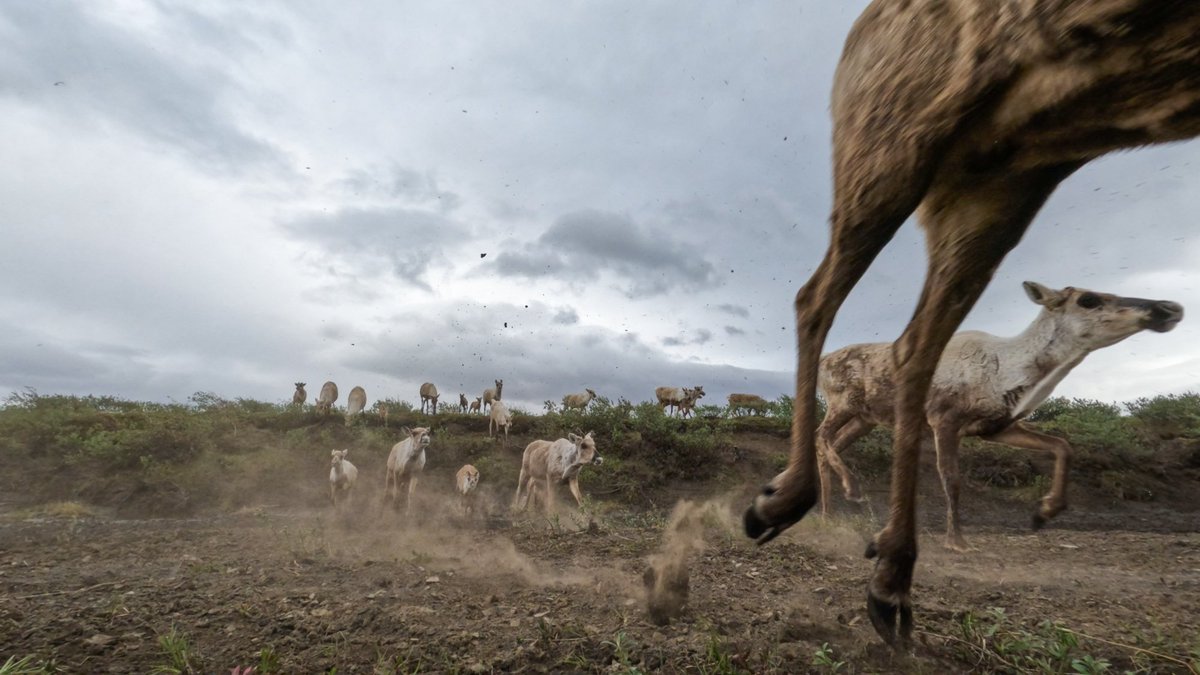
[2,473,1198,674]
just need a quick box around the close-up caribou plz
[742,0,1200,649]
[815,281,1181,550]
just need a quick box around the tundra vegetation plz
[3,389,1197,512]
[0,389,1197,672]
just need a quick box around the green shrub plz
[1037,399,1141,459]
[1125,392,1200,440]
[842,427,894,478]
[763,394,826,421]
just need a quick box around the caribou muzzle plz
[1143,300,1184,332]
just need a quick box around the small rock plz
[425,576,440,584]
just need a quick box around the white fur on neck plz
[992,308,1092,419]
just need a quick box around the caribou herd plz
[308,279,1184,536]
[309,377,705,516]
[305,285,1182,649]
[303,0,1200,649]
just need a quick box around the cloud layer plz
[2,1,1199,411]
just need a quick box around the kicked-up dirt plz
[1,481,1198,674]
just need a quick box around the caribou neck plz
[1001,309,1089,419]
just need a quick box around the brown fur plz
[419,382,439,415]
[727,393,769,417]
[655,386,705,417]
[744,0,1200,648]
[468,397,482,414]
[562,388,597,411]
[292,382,306,406]
[344,386,367,427]
[483,379,503,413]
[677,387,704,419]
[455,464,481,515]
[314,381,338,416]
[373,400,390,427]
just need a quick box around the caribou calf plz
[817,282,1182,550]
[514,432,603,512]
[329,449,358,507]
[456,464,481,515]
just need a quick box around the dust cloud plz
[643,499,728,625]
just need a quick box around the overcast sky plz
[2,1,1199,413]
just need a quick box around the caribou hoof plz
[865,537,916,650]
[742,477,817,545]
[867,588,913,651]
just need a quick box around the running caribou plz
[514,432,603,513]
[741,0,1200,649]
[816,282,1181,550]
[385,427,432,514]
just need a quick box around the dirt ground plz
[2,476,1198,674]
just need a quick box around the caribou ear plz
[1023,281,1066,308]
[401,426,411,435]
[585,430,594,438]
[331,449,337,456]
[568,432,579,443]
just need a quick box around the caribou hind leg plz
[981,422,1073,530]
[822,415,874,506]
[932,422,970,551]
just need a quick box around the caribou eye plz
[1076,293,1103,309]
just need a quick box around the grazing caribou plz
[816,282,1182,550]
[314,381,338,416]
[562,388,598,412]
[741,0,1200,648]
[344,386,367,427]
[419,382,439,415]
[727,393,769,417]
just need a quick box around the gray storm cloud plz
[492,210,720,298]
[1,1,1197,407]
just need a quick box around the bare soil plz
[2,469,1198,674]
